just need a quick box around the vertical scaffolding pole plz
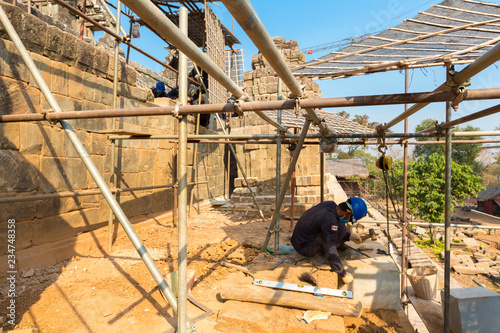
[0,2,183,319]
[320,153,325,203]
[214,114,266,221]
[108,0,121,254]
[177,7,192,333]
[262,118,312,251]
[79,0,87,40]
[444,66,453,333]
[401,69,408,299]
[274,78,283,253]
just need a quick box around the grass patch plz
[414,239,445,255]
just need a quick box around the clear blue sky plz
[112,0,500,134]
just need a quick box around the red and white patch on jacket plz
[331,225,338,231]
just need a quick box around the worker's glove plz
[350,233,363,244]
[341,272,354,285]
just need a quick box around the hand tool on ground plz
[221,261,255,279]
[253,279,353,298]
[344,244,372,258]
[293,257,309,265]
[271,258,287,270]
[360,228,378,241]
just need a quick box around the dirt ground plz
[0,209,412,333]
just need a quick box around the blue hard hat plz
[346,197,367,221]
[156,81,166,93]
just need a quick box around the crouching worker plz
[291,197,367,285]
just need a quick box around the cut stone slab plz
[462,238,480,249]
[346,257,401,311]
[412,227,427,235]
[442,287,500,333]
[457,254,473,264]
[452,264,486,275]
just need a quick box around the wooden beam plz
[220,284,363,318]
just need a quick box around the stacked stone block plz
[228,37,348,216]
[0,2,225,277]
[244,36,321,102]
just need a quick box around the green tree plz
[407,154,483,223]
[413,119,484,174]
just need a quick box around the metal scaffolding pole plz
[119,0,287,133]
[98,0,127,36]
[420,103,500,133]
[262,118,312,251]
[219,0,333,134]
[274,78,283,253]
[51,0,199,87]
[108,0,121,254]
[0,2,183,321]
[214,115,266,222]
[401,69,409,301]
[320,153,325,203]
[176,7,193,333]
[381,41,500,132]
[443,66,453,333]
[4,88,500,123]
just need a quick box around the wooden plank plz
[220,284,363,318]
[406,286,443,333]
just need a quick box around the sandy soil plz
[0,209,411,333]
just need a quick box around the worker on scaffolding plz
[291,197,367,285]
[151,81,168,98]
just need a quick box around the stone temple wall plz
[229,37,347,217]
[0,2,225,277]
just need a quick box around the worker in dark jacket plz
[291,197,367,285]
[151,81,167,98]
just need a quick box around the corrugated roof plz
[478,186,500,200]
[262,109,375,134]
[325,159,370,178]
[292,0,500,79]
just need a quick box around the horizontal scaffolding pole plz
[4,88,500,124]
[50,0,200,87]
[362,220,500,230]
[219,0,334,134]
[420,104,500,133]
[0,181,206,204]
[381,40,500,132]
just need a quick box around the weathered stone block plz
[21,11,47,54]
[97,77,113,106]
[44,25,64,61]
[19,123,43,154]
[0,4,23,41]
[0,123,19,150]
[123,64,137,86]
[118,82,132,99]
[0,150,42,192]
[68,66,84,100]
[0,39,30,82]
[76,39,95,72]
[51,61,69,96]
[93,47,109,78]
[83,72,97,102]
[40,157,88,192]
[61,32,78,66]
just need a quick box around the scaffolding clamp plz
[41,109,57,125]
[294,97,300,117]
[173,101,181,119]
[233,94,249,117]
